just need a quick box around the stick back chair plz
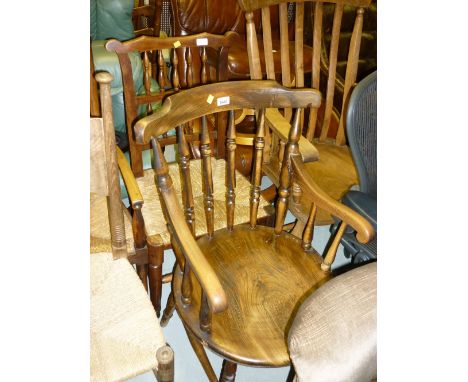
[90,71,174,382]
[106,32,277,317]
[240,0,373,226]
[133,80,374,381]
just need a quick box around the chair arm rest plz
[116,146,144,207]
[160,185,227,314]
[291,155,374,244]
[265,108,319,163]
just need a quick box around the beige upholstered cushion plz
[90,252,166,382]
[288,262,377,382]
[90,193,134,254]
[137,158,273,244]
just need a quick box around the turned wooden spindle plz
[225,110,237,231]
[181,261,193,305]
[319,2,344,142]
[201,46,209,84]
[143,51,153,115]
[96,72,127,260]
[201,116,214,237]
[157,50,166,90]
[177,125,195,234]
[171,48,180,91]
[155,345,174,382]
[322,220,347,271]
[306,1,324,140]
[186,47,193,88]
[250,108,266,228]
[302,203,317,251]
[275,108,303,235]
[199,290,212,332]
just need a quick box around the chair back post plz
[95,72,128,260]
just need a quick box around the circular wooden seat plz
[173,225,331,367]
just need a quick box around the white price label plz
[217,96,230,106]
[196,38,208,46]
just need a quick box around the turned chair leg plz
[220,359,238,382]
[154,345,174,382]
[148,242,164,317]
[183,324,218,382]
[160,290,176,327]
[136,264,149,291]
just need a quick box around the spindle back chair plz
[134,80,374,381]
[90,71,174,382]
[106,32,268,318]
[240,0,373,225]
[106,31,239,177]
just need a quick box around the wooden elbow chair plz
[106,31,277,318]
[133,80,374,381]
[90,72,173,382]
[288,262,377,382]
[239,0,373,226]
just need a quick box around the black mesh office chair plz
[332,71,377,264]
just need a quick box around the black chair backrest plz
[346,71,377,198]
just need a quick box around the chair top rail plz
[237,0,372,13]
[134,80,321,144]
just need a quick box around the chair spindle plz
[261,7,275,80]
[302,203,317,251]
[250,108,266,228]
[306,1,324,140]
[177,125,195,234]
[275,108,303,235]
[336,7,365,146]
[171,48,180,91]
[186,47,193,88]
[157,50,166,89]
[322,220,347,271]
[225,110,237,231]
[201,116,214,237]
[199,290,212,332]
[319,3,343,142]
[143,51,153,115]
[201,47,209,84]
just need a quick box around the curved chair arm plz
[291,155,374,244]
[116,146,144,207]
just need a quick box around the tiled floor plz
[129,220,350,382]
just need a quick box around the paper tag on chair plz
[196,38,208,46]
[173,40,181,48]
[217,96,230,107]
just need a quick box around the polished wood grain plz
[95,73,127,260]
[242,0,370,229]
[173,225,330,366]
[143,82,373,380]
[134,81,321,144]
[106,31,239,177]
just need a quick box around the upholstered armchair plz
[90,0,161,149]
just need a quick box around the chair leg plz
[219,359,237,382]
[154,345,174,382]
[136,264,148,291]
[183,324,218,382]
[160,290,176,327]
[148,242,164,317]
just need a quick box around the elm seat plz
[288,262,377,382]
[136,158,274,245]
[90,252,167,382]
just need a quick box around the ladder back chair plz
[90,72,174,382]
[133,80,374,381]
[240,0,373,226]
[107,31,277,317]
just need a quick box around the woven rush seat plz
[136,158,273,245]
[90,193,135,254]
[91,252,166,382]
